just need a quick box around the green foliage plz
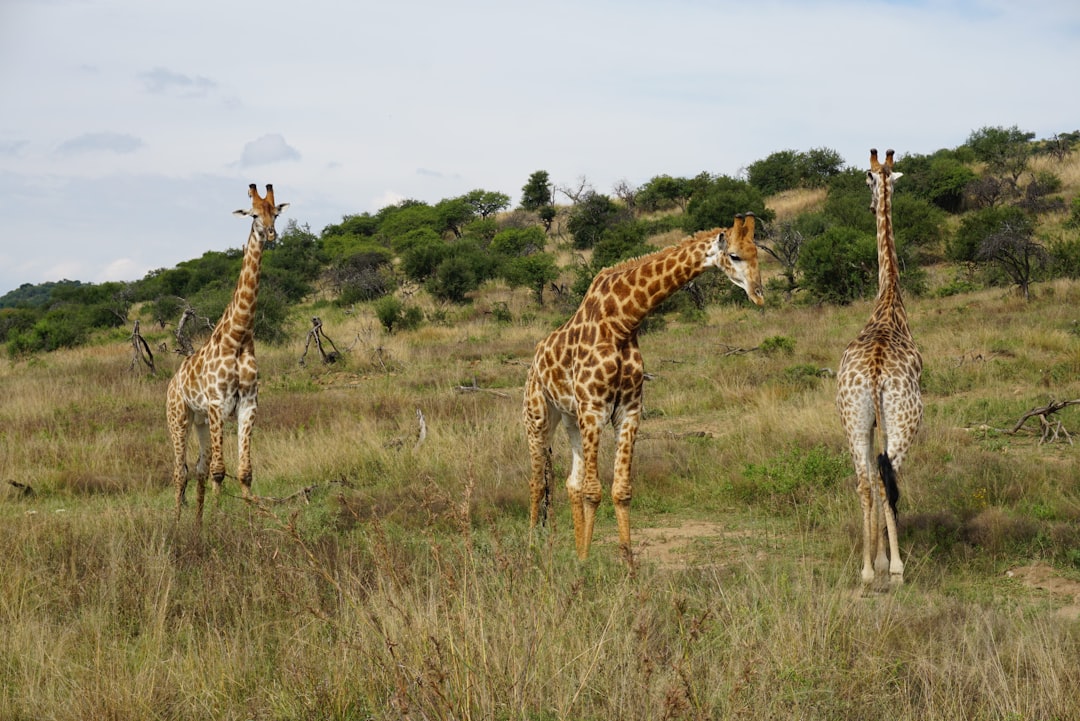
[331,249,394,305]
[566,192,629,250]
[357,299,424,336]
[949,205,1033,263]
[895,151,977,213]
[376,200,440,241]
[733,445,848,512]
[500,253,559,305]
[400,232,450,282]
[263,221,324,303]
[966,125,1035,179]
[590,223,653,270]
[520,170,553,211]
[746,147,844,195]
[1048,237,1080,279]
[460,189,510,220]
[489,227,547,257]
[759,335,795,356]
[321,212,379,240]
[892,194,948,253]
[0,280,86,309]
[635,174,692,212]
[428,256,478,303]
[798,227,877,304]
[682,175,771,234]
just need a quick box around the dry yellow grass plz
[3,247,1080,718]
[766,187,828,222]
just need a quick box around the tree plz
[636,175,692,213]
[434,197,475,238]
[760,219,805,298]
[520,171,553,211]
[977,215,1046,300]
[896,152,976,213]
[798,227,877,304]
[746,150,801,195]
[966,125,1035,194]
[797,147,845,187]
[501,253,559,306]
[566,192,629,249]
[948,205,1032,263]
[461,189,510,220]
[682,175,770,233]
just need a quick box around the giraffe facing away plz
[166,183,289,524]
[524,214,765,563]
[836,150,923,589]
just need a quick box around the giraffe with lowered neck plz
[524,214,765,563]
[166,183,289,524]
[837,149,923,589]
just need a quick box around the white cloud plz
[139,67,218,97]
[239,134,301,167]
[56,132,143,156]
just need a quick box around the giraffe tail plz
[877,452,900,520]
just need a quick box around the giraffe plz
[524,214,765,563]
[166,183,289,524]
[836,149,923,589]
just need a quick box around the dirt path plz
[620,523,1080,622]
[1006,563,1080,621]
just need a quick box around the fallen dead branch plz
[455,378,510,398]
[720,344,760,356]
[638,430,714,441]
[1007,398,1080,445]
[257,476,354,506]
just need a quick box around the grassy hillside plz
[1,259,1079,718]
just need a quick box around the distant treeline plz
[2,126,1079,358]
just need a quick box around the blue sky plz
[0,0,1078,296]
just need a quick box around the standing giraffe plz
[837,149,923,589]
[524,214,765,562]
[166,183,289,523]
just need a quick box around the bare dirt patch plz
[625,520,764,569]
[1006,562,1080,621]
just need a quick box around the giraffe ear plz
[233,208,253,218]
[891,171,904,181]
[275,202,291,214]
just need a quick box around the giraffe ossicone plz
[837,150,923,589]
[166,183,289,524]
[524,213,765,563]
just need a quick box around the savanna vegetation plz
[1,126,1079,719]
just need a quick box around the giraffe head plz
[866,149,903,213]
[233,183,290,243]
[710,212,765,306]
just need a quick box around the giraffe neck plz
[872,176,908,327]
[213,224,263,349]
[589,234,710,331]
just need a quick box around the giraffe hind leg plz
[878,452,904,586]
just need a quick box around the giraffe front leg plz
[612,411,640,566]
[577,417,603,560]
[236,393,258,501]
[203,405,226,524]
[563,419,590,559]
[168,400,191,523]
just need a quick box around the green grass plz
[1,278,1080,719]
